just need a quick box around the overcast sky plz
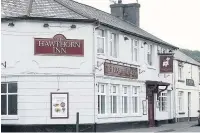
[75,0,200,51]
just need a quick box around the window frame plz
[147,44,153,66]
[109,32,118,58]
[122,86,129,114]
[1,82,18,119]
[131,86,139,115]
[97,29,106,55]
[199,67,200,83]
[158,92,167,112]
[178,63,184,80]
[178,91,184,112]
[131,39,139,63]
[110,84,119,114]
[98,83,107,115]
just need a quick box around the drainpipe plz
[92,20,100,131]
[173,59,177,122]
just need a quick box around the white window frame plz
[199,67,200,83]
[98,84,107,115]
[131,39,139,63]
[110,85,118,114]
[97,29,106,55]
[122,86,129,114]
[109,32,118,58]
[158,92,167,112]
[199,92,200,110]
[132,86,139,114]
[178,63,183,80]
[147,44,153,66]
[1,82,18,119]
[178,91,184,112]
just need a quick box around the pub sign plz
[104,62,138,79]
[34,34,84,56]
[159,54,173,73]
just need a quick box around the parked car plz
[198,110,200,126]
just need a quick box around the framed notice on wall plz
[142,100,147,115]
[50,92,69,119]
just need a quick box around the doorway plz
[188,92,191,121]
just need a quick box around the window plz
[97,29,105,54]
[131,39,139,62]
[98,84,106,114]
[122,86,128,114]
[178,91,184,112]
[147,44,153,66]
[158,92,167,112]
[132,86,139,114]
[199,92,200,110]
[110,85,118,114]
[178,63,183,80]
[1,82,18,116]
[109,33,117,58]
[199,67,200,83]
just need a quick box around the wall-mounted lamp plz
[8,22,14,27]
[164,74,170,78]
[141,42,147,48]
[169,50,173,53]
[1,61,6,68]
[124,36,129,41]
[139,69,145,74]
[43,23,49,28]
[70,24,76,29]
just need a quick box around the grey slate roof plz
[174,50,200,66]
[1,0,178,48]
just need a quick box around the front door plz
[188,92,191,121]
[148,91,155,127]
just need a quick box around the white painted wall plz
[1,20,175,125]
[95,26,174,122]
[174,60,200,119]
[1,20,95,124]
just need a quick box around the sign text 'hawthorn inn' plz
[34,34,84,56]
[104,62,138,79]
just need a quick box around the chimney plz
[110,1,140,27]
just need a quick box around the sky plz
[75,0,200,51]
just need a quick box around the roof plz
[174,50,200,66]
[1,0,178,49]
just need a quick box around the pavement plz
[110,121,200,132]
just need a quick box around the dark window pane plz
[1,83,7,93]
[101,95,105,114]
[113,96,117,113]
[98,95,100,114]
[1,95,7,115]
[8,83,17,93]
[8,95,17,115]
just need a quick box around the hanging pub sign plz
[104,62,138,79]
[159,54,174,73]
[50,92,69,119]
[34,34,84,56]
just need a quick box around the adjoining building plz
[173,50,200,122]
[1,0,178,132]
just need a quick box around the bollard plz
[76,112,79,132]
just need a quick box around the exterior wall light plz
[43,23,49,28]
[8,22,14,27]
[124,36,129,41]
[70,24,76,29]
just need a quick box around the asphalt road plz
[110,121,200,132]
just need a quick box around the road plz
[110,121,200,132]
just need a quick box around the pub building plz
[1,0,178,132]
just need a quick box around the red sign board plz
[159,54,173,73]
[34,34,84,56]
[104,62,138,79]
